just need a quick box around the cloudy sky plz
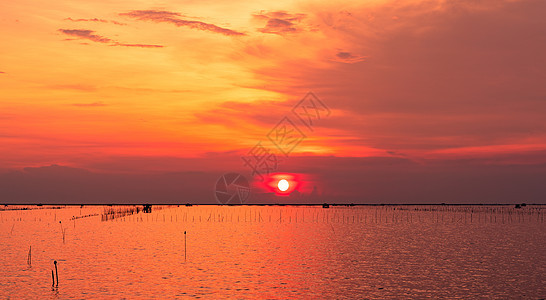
[1,0,545,203]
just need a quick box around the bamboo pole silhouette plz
[51,270,55,287]
[54,261,58,287]
[184,231,187,261]
[27,246,31,266]
[59,221,65,243]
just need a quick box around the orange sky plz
[1,0,545,202]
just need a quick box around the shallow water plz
[1,205,544,299]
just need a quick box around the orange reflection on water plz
[0,205,545,298]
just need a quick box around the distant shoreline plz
[1,203,544,206]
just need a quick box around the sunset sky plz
[1,0,545,203]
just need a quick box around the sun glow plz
[277,179,289,192]
[261,173,304,196]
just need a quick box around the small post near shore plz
[54,261,58,287]
[27,246,32,267]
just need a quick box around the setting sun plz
[261,173,303,196]
[278,179,289,192]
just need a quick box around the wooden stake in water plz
[184,231,187,261]
[54,261,58,287]
[59,221,65,243]
[27,246,31,267]
[51,270,55,287]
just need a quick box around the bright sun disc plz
[278,179,289,192]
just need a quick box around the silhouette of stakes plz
[27,246,32,267]
[54,261,58,287]
[59,221,65,243]
[51,270,55,287]
[184,231,187,261]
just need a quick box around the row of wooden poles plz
[105,207,544,224]
[2,205,544,223]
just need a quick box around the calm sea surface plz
[1,205,544,299]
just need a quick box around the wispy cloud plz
[114,43,163,48]
[0,71,5,74]
[65,17,126,26]
[334,51,366,63]
[72,102,107,107]
[58,29,163,48]
[59,29,112,43]
[253,11,306,35]
[120,10,245,36]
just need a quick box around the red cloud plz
[253,11,306,35]
[59,29,112,43]
[120,10,245,36]
[58,29,163,48]
[64,17,126,26]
